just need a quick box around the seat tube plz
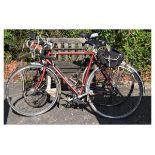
[80,54,94,94]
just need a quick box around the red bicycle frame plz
[40,51,96,96]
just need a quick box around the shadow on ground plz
[4,96,151,125]
[93,96,151,124]
[4,98,10,124]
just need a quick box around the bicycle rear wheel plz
[86,63,144,118]
[6,65,60,116]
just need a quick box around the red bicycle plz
[6,33,144,118]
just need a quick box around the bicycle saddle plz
[80,33,91,38]
[80,33,98,39]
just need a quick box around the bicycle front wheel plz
[6,65,60,116]
[86,63,144,119]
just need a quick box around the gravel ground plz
[4,82,151,125]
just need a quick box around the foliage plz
[4,29,151,73]
[95,30,151,71]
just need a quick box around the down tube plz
[80,55,94,94]
[52,65,80,95]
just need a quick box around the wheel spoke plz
[87,65,143,118]
[114,87,124,97]
[6,65,59,116]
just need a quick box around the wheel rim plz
[87,66,143,118]
[6,65,59,116]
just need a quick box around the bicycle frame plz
[38,51,96,96]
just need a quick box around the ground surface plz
[4,82,151,125]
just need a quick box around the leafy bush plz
[95,30,151,71]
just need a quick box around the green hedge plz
[4,29,151,72]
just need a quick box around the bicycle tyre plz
[86,62,144,119]
[6,64,60,116]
